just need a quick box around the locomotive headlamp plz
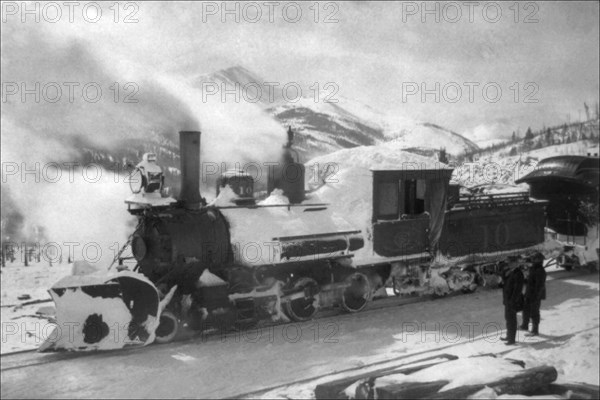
[131,234,147,261]
[129,152,164,194]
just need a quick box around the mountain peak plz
[190,65,479,157]
[192,65,264,87]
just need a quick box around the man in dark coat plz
[520,252,547,336]
[500,261,524,345]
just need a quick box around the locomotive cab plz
[371,168,453,257]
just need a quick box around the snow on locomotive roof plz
[220,199,360,267]
[308,142,451,172]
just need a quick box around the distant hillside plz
[451,119,599,189]
[461,119,599,162]
[194,66,480,160]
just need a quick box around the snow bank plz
[308,142,450,174]
[1,261,73,353]
[374,356,524,392]
[1,262,72,306]
[502,289,600,386]
[504,329,599,386]
[471,389,565,399]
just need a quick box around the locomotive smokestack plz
[179,131,202,209]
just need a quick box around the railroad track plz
[1,267,594,371]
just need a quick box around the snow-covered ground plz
[2,267,597,399]
[1,261,71,353]
[258,277,599,399]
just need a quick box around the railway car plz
[41,130,550,351]
[515,155,599,270]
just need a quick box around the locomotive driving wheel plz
[341,272,371,313]
[154,310,179,344]
[283,277,320,322]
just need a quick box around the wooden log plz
[543,382,600,399]
[376,380,450,399]
[10,314,52,321]
[427,365,558,399]
[426,384,486,399]
[0,298,53,308]
[491,365,558,395]
[314,354,458,399]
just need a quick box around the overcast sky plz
[2,1,599,142]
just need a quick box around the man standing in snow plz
[520,252,547,336]
[500,261,525,345]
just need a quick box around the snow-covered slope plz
[334,97,480,153]
[193,66,479,158]
[268,98,385,157]
[452,139,599,189]
[475,138,511,149]
[269,95,479,158]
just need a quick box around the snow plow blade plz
[39,271,170,352]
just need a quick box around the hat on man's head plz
[500,260,520,273]
[530,252,545,264]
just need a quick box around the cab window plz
[402,179,426,215]
[376,181,399,219]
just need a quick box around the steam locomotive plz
[42,129,553,351]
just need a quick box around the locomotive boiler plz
[41,129,552,352]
